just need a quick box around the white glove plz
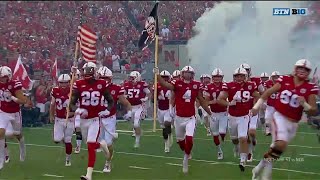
[233,94,242,102]
[153,67,159,74]
[75,108,88,119]
[3,90,12,101]
[229,100,237,106]
[169,106,176,118]
[98,109,110,117]
[140,97,148,102]
[123,110,132,120]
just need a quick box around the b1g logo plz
[273,8,307,16]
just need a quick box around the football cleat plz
[247,153,253,162]
[217,152,224,160]
[134,142,140,149]
[5,156,10,163]
[80,175,91,180]
[239,162,245,172]
[74,146,81,154]
[103,161,111,173]
[65,160,71,167]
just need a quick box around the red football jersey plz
[123,81,149,106]
[264,79,278,107]
[274,75,319,122]
[171,79,203,117]
[223,81,258,117]
[250,77,262,87]
[0,80,22,113]
[154,83,171,110]
[100,83,125,117]
[205,82,227,113]
[51,87,71,119]
[73,79,108,119]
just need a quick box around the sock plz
[65,143,72,155]
[262,160,273,178]
[177,140,185,151]
[0,139,5,163]
[162,128,168,140]
[240,153,247,163]
[86,167,93,178]
[252,137,256,146]
[213,135,220,146]
[255,159,266,171]
[220,133,226,142]
[4,141,8,157]
[135,135,140,144]
[217,145,222,152]
[76,132,82,147]
[185,136,193,155]
[87,143,97,168]
[18,136,26,161]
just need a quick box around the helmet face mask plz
[58,74,71,88]
[0,66,12,83]
[233,67,247,84]
[212,75,223,83]
[271,75,280,81]
[295,66,310,79]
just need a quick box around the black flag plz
[138,2,159,51]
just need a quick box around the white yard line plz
[166,162,190,167]
[300,154,320,157]
[7,142,320,176]
[42,174,64,178]
[93,170,104,173]
[129,166,151,170]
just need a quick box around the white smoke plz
[187,1,319,81]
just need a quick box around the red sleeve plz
[118,86,125,96]
[12,80,22,92]
[309,83,319,95]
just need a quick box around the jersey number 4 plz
[182,90,192,103]
[158,90,170,100]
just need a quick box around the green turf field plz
[1,120,320,180]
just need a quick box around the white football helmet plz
[271,71,280,76]
[260,72,269,78]
[0,66,12,80]
[181,66,195,73]
[129,71,141,83]
[240,63,251,76]
[172,70,181,77]
[295,59,312,70]
[98,66,113,77]
[83,62,97,79]
[160,70,171,77]
[234,67,247,76]
[211,68,224,76]
[58,74,71,83]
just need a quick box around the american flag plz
[77,25,98,62]
[76,5,98,62]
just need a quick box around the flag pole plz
[153,34,159,132]
[65,4,83,122]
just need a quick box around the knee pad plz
[264,147,283,160]
[76,131,82,140]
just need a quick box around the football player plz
[168,70,181,123]
[123,71,150,148]
[155,66,212,174]
[153,70,173,153]
[240,63,264,162]
[69,62,114,180]
[217,67,260,171]
[97,66,132,173]
[50,74,74,166]
[263,71,280,136]
[0,66,32,170]
[204,68,228,160]
[199,74,212,136]
[251,59,318,180]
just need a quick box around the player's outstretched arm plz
[104,89,114,110]
[252,83,281,111]
[118,95,132,112]
[157,75,174,91]
[197,91,211,116]
[252,90,261,104]
[217,91,230,107]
